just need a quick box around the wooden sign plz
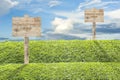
[85,8,104,22]
[12,15,41,37]
[84,8,104,40]
[12,15,41,64]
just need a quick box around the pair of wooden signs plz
[12,8,104,64]
[12,8,104,37]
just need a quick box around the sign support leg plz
[24,37,29,64]
[92,22,96,40]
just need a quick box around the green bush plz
[0,40,120,64]
[0,62,120,80]
[0,40,120,80]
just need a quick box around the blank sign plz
[12,15,41,37]
[85,8,104,22]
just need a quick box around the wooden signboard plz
[12,15,41,64]
[85,8,104,40]
[85,8,104,22]
[12,15,41,37]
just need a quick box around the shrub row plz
[0,40,120,64]
[0,62,120,80]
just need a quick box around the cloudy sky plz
[0,0,120,40]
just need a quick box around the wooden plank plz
[12,15,41,37]
[85,8,104,22]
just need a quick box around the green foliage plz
[0,40,120,80]
[0,40,120,64]
[0,62,120,80]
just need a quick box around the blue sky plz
[0,0,120,40]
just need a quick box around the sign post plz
[85,8,104,40]
[12,15,41,64]
[93,22,96,40]
[24,37,29,64]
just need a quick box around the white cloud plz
[77,0,118,11]
[106,9,120,19]
[104,9,120,28]
[16,0,32,4]
[33,8,43,14]
[52,17,74,33]
[96,33,120,40]
[77,0,101,11]
[0,0,18,16]
[15,0,62,13]
[6,0,18,7]
[54,11,84,19]
[48,0,61,7]
[66,33,91,39]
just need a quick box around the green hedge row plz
[0,40,120,64]
[0,62,120,80]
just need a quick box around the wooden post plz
[92,22,96,40]
[24,37,29,64]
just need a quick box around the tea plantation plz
[0,40,120,80]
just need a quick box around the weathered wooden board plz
[85,8,104,22]
[12,15,41,37]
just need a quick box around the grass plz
[0,62,120,80]
[0,40,120,80]
[0,40,120,64]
